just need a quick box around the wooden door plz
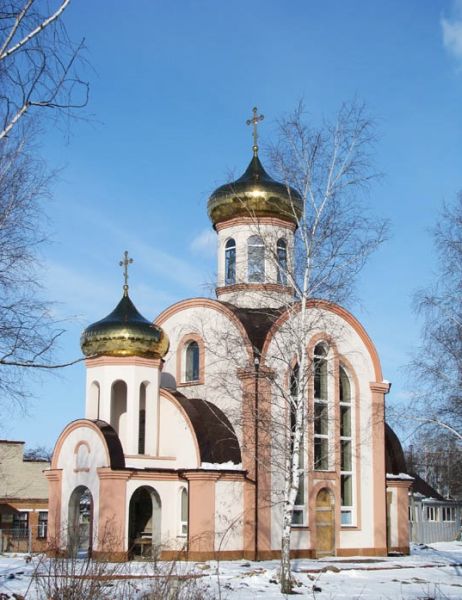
[315,488,335,557]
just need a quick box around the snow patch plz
[386,472,414,480]
[201,461,243,470]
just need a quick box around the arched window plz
[138,383,147,455]
[314,343,329,470]
[88,381,100,420]
[248,235,265,282]
[225,238,236,285]
[339,365,353,524]
[68,486,93,557]
[111,380,127,446]
[185,341,200,382]
[180,487,188,535]
[277,238,287,285]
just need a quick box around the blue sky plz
[5,0,462,448]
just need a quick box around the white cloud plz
[441,0,462,62]
[189,229,217,256]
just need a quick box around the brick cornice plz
[370,382,390,394]
[181,471,221,482]
[44,469,62,482]
[97,468,131,481]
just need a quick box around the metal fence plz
[0,525,47,553]
[409,520,461,544]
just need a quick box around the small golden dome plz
[80,292,169,359]
[207,154,303,229]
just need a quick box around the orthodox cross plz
[246,107,264,156]
[119,250,133,294]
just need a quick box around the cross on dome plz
[246,106,264,156]
[119,250,134,295]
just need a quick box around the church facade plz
[46,122,411,561]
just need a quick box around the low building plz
[408,474,462,544]
[0,440,49,553]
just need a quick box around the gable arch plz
[155,298,254,363]
[261,299,383,381]
[51,419,125,470]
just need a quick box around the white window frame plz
[314,344,329,472]
[339,365,355,526]
[179,486,188,537]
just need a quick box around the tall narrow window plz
[185,341,200,382]
[314,344,329,470]
[248,235,265,282]
[180,487,188,535]
[290,364,305,525]
[277,238,287,285]
[111,380,127,446]
[339,366,353,524]
[138,383,147,455]
[225,238,236,284]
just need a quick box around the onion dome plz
[81,251,169,359]
[208,153,303,229]
[80,292,169,359]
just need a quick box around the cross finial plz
[119,250,133,296]
[246,106,264,156]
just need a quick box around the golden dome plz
[80,291,169,359]
[207,153,303,229]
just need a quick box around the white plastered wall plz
[214,480,244,551]
[85,363,160,458]
[386,485,399,548]
[265,306,379,551]
[159,302,250,448]
[56,425,110,550]
[217,222,295,308]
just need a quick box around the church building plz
[46,112,411,560]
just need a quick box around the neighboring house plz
[408,474,462,544]
[46,121,411,561]
[384,425,462,545]
[0,440,49,553]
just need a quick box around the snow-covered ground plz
[1,542,462,599]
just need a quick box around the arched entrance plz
[68,486,93,558]
[315,488,335,558]
[128,486,161,558]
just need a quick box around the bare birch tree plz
[405,195,462,443]
[264,101,387,592]
[0,0,88,409]
[0,0,88,140]
[182,101,387,593]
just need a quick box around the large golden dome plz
[80,291,169,359]
[207,153,303,229]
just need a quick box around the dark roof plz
[172,392,241,464]
[384,424,450,500]
[92,420,126,469]
[221,303,283,354]
[385,423,407,475]
[409,472,446,501]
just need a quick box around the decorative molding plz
[86,356,163,369]
[216,216,297,232]
[216,282,294,296]
[155,298,254,362]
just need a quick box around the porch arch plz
[128,486,162,558]
[68,485,93,558]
